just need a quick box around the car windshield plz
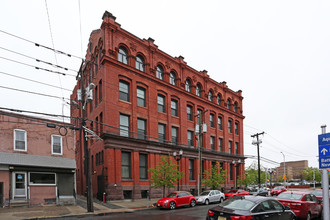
[273,186,282,190]
[219,198,255,211]
[312,190,330,196]
[167,193,177,198]
[277,193,303,200]
[201,191,210,196]
[228,189,238,193]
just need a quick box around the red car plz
[277,191,322,220]
[156,191,196,210]
[271,186,287,196]
[311,189,330,202]
[225,189,250,199]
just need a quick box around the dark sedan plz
[206,195,295,220]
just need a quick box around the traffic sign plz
[319,133,330,169]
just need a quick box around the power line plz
[0,71,72,92]
[0,85,70,101]
[0,56,76,77]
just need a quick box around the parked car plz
[311,189,330,202]
[276,191,322,220]
[271,186,287,196]
[250,187,270,196]
[225,189,250,199]
[156,191,196,210]
[206,195,296,220]
[195,190,225,205]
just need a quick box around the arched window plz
[156,65,164,80]
[196,84,201,97]
[217,94,221,105]
[227,99,231,110]
[136,55,145,72]
[208,90,213,102]
[234,102,238,113]
[185,79,191,92]
[118,47,128,64]
[170,71,176,86]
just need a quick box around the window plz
[208,90,213,102]
[197,109,202,124]
[95,55,99,73]
[99,80,103,102]
[156,65,164,80]
[235,122,239,135]
[122,152,131,179]
[139,154,148,179]
[227,99,231,110]
[196,84,201,97]
[137,118,146,140]
[158,123,166,143]
[171,99,178,116]
[235,142,239,154]
[229,140,232,154]
[136,55,145,72]
[95,86,98,107]
[14,129,26,151]
[189,159,194,180]
[230,164,233,180]
[210,114,215,128]
[120,114,130,137]
[137,87,146,107]
[185,79,191,92]
[187,130,193,146]
[218,116,223,130]
[234,102,238,113]
[187,105,193,121]
[157,94,165,113]
[210,136,215,150]
[228,120,232,133]
[217,94,221,105]
[170,71,176,85]
[119,80,130,102]
[52,135,62,155]
[172,127,178,145]
[118,47,128,64]
[219,138,223,152]
[29,173,55,185]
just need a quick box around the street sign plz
[319,133,330,169]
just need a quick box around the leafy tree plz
[202,162,227,190]
[148,155,184,197]
[302,167,321,182]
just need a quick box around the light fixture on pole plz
[280,152,286,188]
[173,149,183,191]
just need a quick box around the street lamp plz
[232,159,241,189]
[280,152,286,188]
[173,149,183,191]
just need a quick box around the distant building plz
[71,11,245,200]
[274,160,308,182]
[0,111,76,207]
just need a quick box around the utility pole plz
[79,64,94,212]
[195,109,208,196]
[251,132,264,189]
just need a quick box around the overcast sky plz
[1,0,329,169]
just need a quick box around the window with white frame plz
[14,129,27,151]
[52,135,62,155]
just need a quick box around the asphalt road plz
[59,203,212,220]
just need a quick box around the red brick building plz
[71,11,245,200]
[0,111,76,207]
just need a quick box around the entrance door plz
[13,172,27,199]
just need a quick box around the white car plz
[195,190,225,205]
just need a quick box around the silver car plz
[195,190,225,205]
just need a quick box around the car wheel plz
[219,197,224,203]
[190,199,196,207]
[169,201,176,210]
[205,199,209,205]
[306,212,311,220]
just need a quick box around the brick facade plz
[71,11,245,200]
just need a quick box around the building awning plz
[0,152,76,169]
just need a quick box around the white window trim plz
[29,172,56,186]
[14,129,27,152]
[51,134,63,155]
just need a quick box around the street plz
[52,204,211,220]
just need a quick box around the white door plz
[13,172,27,199]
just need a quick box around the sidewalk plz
[0,196,159,220]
